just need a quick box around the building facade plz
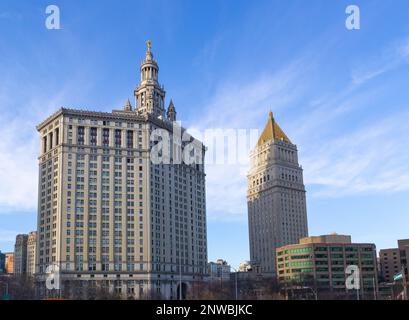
[208,259,231,281]
[238,261,252,272]
[14,234,28,275]
[379,248,400,283]
[5,253,14,274]
[0,251,5,274]
[247,112,308,274]
[379,239,409,283]
[35,42,207,299]
[27,231,37,276]
[276,234,378,295]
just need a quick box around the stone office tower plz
[247,112,308,275]
[27,231,37,276]
[14,234,28,275]
[36,42,207,299]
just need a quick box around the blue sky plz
[1,0,409,269]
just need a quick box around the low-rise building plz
[398,239,409,280]
[379,248,401,283]
[231,261,265,281]
[238,261,252,272]
[208,259,231,281]
[5,253,14,274]
[276,234,378,296]
[379,239,409,283]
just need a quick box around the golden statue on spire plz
[147,39,152,51]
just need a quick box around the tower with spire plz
[124,98,132,112]
[247,111,308,275]
[167,99,177,121]
[134,40,166,117]
[35,41,207,300]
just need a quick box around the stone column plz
[121,129,126,149]
[84,127,90,146]
[109,128,114,148]
[97,127,102,147]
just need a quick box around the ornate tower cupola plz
[167,99,177,121]
[134,40,166,118]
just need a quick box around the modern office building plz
[247,112,308,274]
[208,259,231,281]
[5,253,14,274]
[14,234,28,275]
[276,234,378,294]
[35,42,207,299]
[27,231,37,276]
[0,251,5,274]
[379,239,409,283]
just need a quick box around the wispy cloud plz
[187,59,310,221]
[0,75,87,212]
[196,59,308,130]
[294,36,409,198]
[301,111,409,197]
[351,37,409,85]
[192,34,409,221]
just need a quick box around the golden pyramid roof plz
[257,111,292,146]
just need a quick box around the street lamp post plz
[230,267,238,300]
[179,258,182,300]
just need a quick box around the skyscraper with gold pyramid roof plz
[247,111,308,274]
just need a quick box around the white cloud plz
[301,111,409,197]
[0,120,39,210]
[187,60,309,221]
[351,65,391,86]
[197,60,306,130]
[351,37,409,86]
[0,80,79,212]
[205,164,249,221]
[192,35,409,221]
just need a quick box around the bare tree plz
[0,275,37,300]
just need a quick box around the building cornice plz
[36,107,207,152]
[36,107,151,131]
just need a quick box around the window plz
[103,128,109,147]
[55,128,60,146]
[49,132,53,150]
[43,136,47,153]
[90,127,97,146]
[127,130,134,148]
[115,129,122,148]
[77,126,85,145]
